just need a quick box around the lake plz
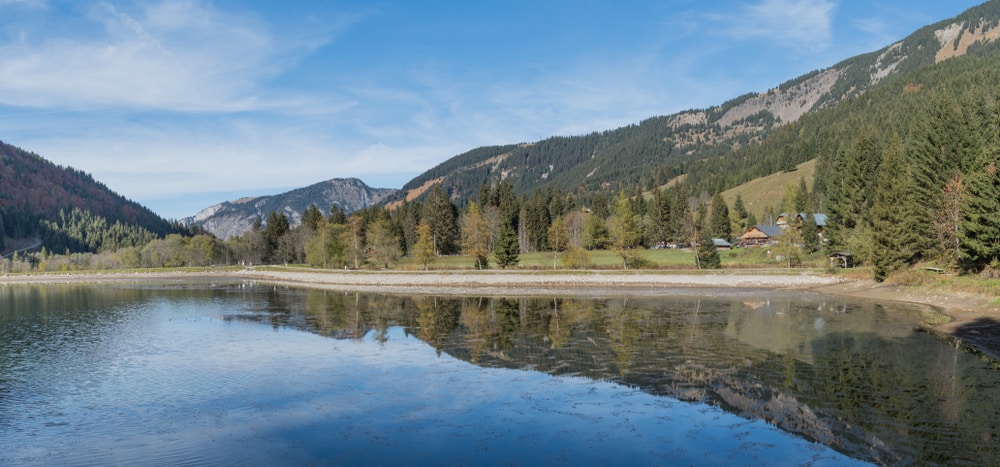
[1,281,997,465]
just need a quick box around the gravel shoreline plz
[3,268,998,360]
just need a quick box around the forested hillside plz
[0,140,175,255]
[393,0,1000,208]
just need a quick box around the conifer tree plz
[494,223,520,269]
[262,211,289,263]
[302,204,324,233]
[695,234,721,269]
[801,212,820,253]
[869,136,920,281]
[959,155,1000,273]
[423,185,458,256]
[708,192,731,241]
[732,194,749,234]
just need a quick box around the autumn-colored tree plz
[547,216,569,269]
[414,221,436,270]
[460,202,491,270]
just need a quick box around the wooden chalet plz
[738,225,783,247]
[775,212,828,241]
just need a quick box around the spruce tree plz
[708,192,731,241]
[302,204,324,232]
[696,235,721,270]
[494,223,520,269]
[732,194,749,234]
[422,185,459,256]
[801,212,820,253]
[869,136,920,281]
[262,211,290,263]
[959,156,1000,273]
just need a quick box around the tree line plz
[4,178,757,273]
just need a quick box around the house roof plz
[712,238,732,247]
[780,212,828,226]
[755,225,783,237]
[739,225,783,240]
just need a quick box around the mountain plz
[391,1,1000,206]
[184,178,398,239]
[0,140,174,253]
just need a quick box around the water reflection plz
[1,282,997,465]
[275,287,997,465]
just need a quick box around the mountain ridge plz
[183,178,398,240]
[388,0,1000,206]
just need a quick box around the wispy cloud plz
[712,0,837,52]
[0,0,354,112]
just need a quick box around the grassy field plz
[393,246,831,271]
[721,159,817,220]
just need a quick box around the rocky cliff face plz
[184,178,397,240]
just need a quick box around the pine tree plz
[522,188,551,252]
[732,194,749,234]
[708,192,731,241]
[801,212,820,253]
[302,204,324,232]
[262,211,290,263]
[959,156,1000,273]
[795,177,810,213]
[494,223,520,269]
[422,185,459,256]
[869,136,920,281]
[695,235,721,269]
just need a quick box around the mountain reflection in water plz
[239,286,997,466]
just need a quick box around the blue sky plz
[0,0,985,219]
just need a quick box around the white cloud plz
[718,0,837,52]
[0,0,353,112]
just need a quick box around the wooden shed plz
[829,252,854,268]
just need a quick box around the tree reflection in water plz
[279,287,998,465]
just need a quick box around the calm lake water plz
[1,281,997,466]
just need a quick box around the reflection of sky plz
[3,298,865,466]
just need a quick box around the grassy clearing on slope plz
[721,159,817,220]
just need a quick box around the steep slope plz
[185,178,398,239]
[393,1,1000,206]
[0,140,173,253]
